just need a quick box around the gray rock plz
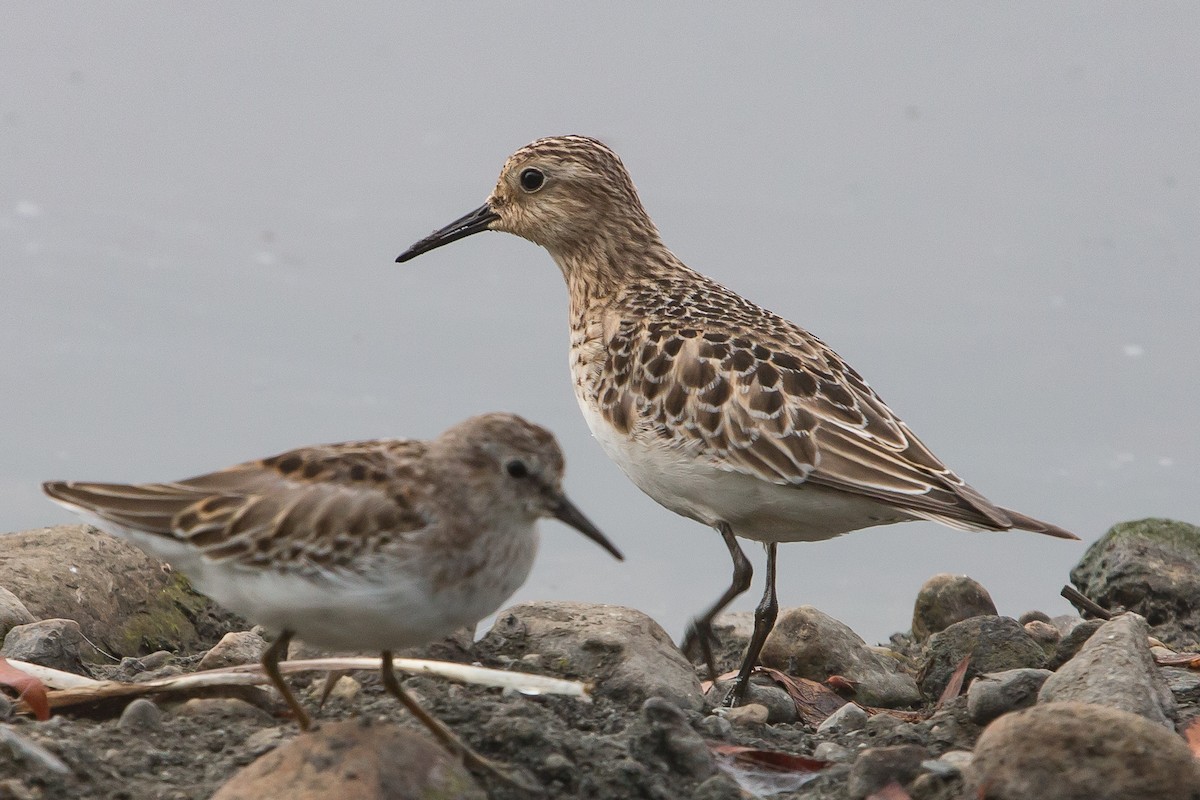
[1039,613,1175,726]
[918,616,1047,699]
[479,601,704,711]
[1048,617,1103,669]
[1,618,90,675]
[1022,620,1060,651]
[816,701,868,735]
[966,668,1052,725]
[721,703,768,726]
[0,524,241,660]
[847,744,927,800]
[1049,614,1086,637]
[1162,666,1200,696]
[692,774,745,800]
[629,697,717,780]
[759,606,920,708]
[911,573,997,641]
[0,587,36,641]
[812,741,853,762]
[704,676,797,723]
[197,630,268,671]
[1070,518,1200,648]
[1017,610,1051,625]
[967,702,1200,799]
[117,698,163,733]
[211,718,485,800]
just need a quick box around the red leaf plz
[0,657,51,721]
[755,667,847,726]
[826,674,858,695]
[936,655,971,709]
[866,781,914,800]
[1155,652,1200,669]
[708,743,829,774]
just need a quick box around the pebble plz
[918,616,1047,699]
[198,630,268,670]
[847,744,927,799]
[704,676,797,723]
[242,728,286,758]
[720,703,768,726]
[211,718,485,800]
[1048,617,1103,669]
[816,701,868,735]
[117,698,163,733]
[696,714,733,740]
[812,741,853,762]
[965,668,1052,725]
[630,697,717,779]
[1022,620,1060,651]
[967,701,1200,799]
[1038,613,1175,726]
[1017,610,1051,625]
[175,698,274,724]
[0,618,90,675]
[0,587,36,640]
[1069,517,1200,647]
[911,573,998,641]
[758,606,921,708]
[480,601,704,711]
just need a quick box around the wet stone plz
[1039,613,1175,726]
[911,573,998,641]
[918,616,1047,699]
[759,606,920,708]
[967,702,1200,799]
[966,668,1052,725]
[1,618,91,675]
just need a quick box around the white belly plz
[576,400,911,543]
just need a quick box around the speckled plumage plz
[398,135,1078,702]
[44,412,620,769]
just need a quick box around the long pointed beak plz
[396,203,499,263]
[550,493,623,561]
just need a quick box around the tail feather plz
[42,480,204,537]
[997,506,1080,540]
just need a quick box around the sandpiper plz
[396,135,1079,704]
[44,412,622,775]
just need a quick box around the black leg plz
[725,541,778,706]
[379,651,524,787]
[680,521,753,680]
[261,629,312,729]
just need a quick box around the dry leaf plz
[1155,652,1200,669]
[708,743,829,773]
[936,655,971,709]
[755,667,847,726]
[0,657,50,720]
[1182,717,1200,760]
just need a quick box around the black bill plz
[551,494,623,561]
[395,203,499,263]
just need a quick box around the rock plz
[816,701,868,735]
[197,630,268,671]
[0,525,241,660]
[1,619,90,675]
[758,606,921,708]
[479,602,704,710]
[704,676,797,723]
[967,702,1200,799]
[1017,610,1051,625]
[211,718,485,800]
[911,574,997,641]
[1022,620,1060,651]
[0,587,36,641]
[1049,614,1086,637]
[965,668,1052,724]
[1069,518,1200,647]
[1038,613,1175,726]
[812,741,853,762]
[1048,617,1103,669]
[175,698,274,724]
[935,750,973,773]
[628,697,717,780]
[692,774,744,800]
[721,703,768,726]
[306,674,360,704]
[918,616,1047,699]
[117,698,163,734]
[847,744,927,799]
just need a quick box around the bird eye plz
[505,459,530,479]
[519,168,545,193]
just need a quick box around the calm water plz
[4,4,1197,644]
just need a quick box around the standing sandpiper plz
[44,412,622,776]
[396,135,1079,704]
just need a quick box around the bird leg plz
[261,629,312,729]
[723,542,778,707]
[379,651,527,788]
[680,522,753,681]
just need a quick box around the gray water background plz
[3,4,1197,644]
